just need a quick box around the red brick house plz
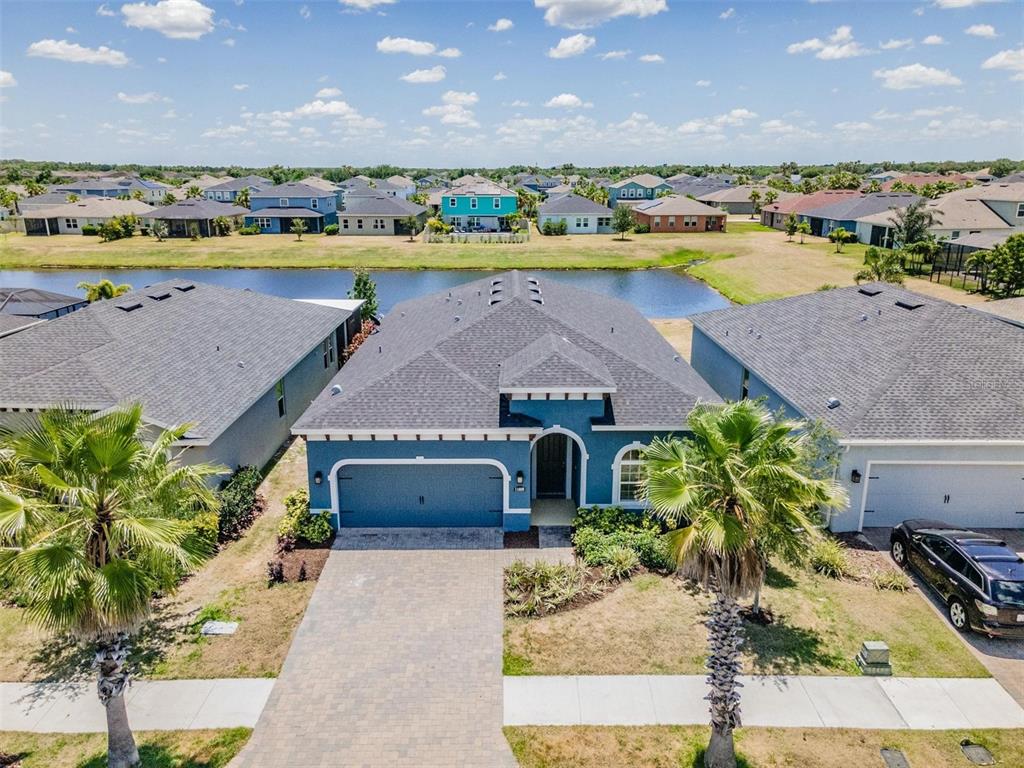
[631,195,726,232]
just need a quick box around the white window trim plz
[448,197,457,207]
[611,441,648,508]
[470,197,478,209]
[311,198,319,209]
[493,197,501,210]
[279,198,289,207]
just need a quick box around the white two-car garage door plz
[862,463,1024,528]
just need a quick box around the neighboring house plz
[515,174,561,195]
[145,199,249,238]
[245,182,339,234]
[668,177,730,198]
[537,193,613,234]
[386,175,417,198]
[631,195,726,232]
[371,179,411,199]
[292,270,718,530]
[689,284,1024,532]
[0,281,361,478]
[203,175,272,202]
[337,194,427,235]
[665,172,695,184]
[607,174,673,208]
[15,192,74,217]
[697,185,797,216]
[916,191,1016,241]
[53,176,170,204]
[21,197,154,236]
[879,172,969,192]
[173,174,233,198]
[958,182,1024,229]
[0,287,87,319]
[417,173,447,187]
[0,315,41,339]
[440,179,518,231]
[759,190,861,232]
[795,192,921,240]
[866,170,903,184]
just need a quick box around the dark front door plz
[535,433,567,498]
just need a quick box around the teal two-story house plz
[291,271,719,531]
[440,180,518,231]
[608,174,673,208]
[245,182,339,234]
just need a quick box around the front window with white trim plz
[617,448,644,503]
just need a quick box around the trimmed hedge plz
[571,505,671,571]
[278,488,333,547]
[216,465,265,543]
[324,223,339,236]
[81,224,99,236]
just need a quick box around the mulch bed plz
[504,527,540,549]
[273,537,334,583]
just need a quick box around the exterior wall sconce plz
[515,470,525,486]
[313,471,323,485]
[850,469,861,484]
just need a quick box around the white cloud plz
[964,23,996,37]
[0,71,16,88]
[26,39,129,66]
[787,25,870,59]
[695,79,711,87]
[922,34,945,44]
[873,63,962,89]
[545,92,593,109]
[493,71,507,80]
[833,120,877,132]
[677,107,757,135]
[117,91,166,104]
[121,0,216,40]
[162,108,177,118]
[599,49,630,59]
[222,37,235,47]
[233,83,249,90]
[437,47,461,58]
[880,38,913,49]
[66,26,78,33]
[720,7,735,19]
[400,65,447,83]
[377,36,436,55]
[423,91,479,128]
[96,4,116,16]
[201,124,247,139]
[759,119,823,141]
[548,33,596,58]
[292,99,358,118]
[316,87,342,97]
[506,99,530,107]
[340,0,395,9]
[535,0,668,30]
[299,4,311,19]
[441,90,478,106]
[488,18,514,32]
[638,53,664,63]
[933,0,1001,7]
[982,47,1024,80]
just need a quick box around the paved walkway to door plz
[231,528,517,768]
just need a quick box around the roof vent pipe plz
[330,384,343,396]
[455,315,462,322]
[826,398,841,409]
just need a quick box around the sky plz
[0,0,1021,167]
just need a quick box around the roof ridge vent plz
[489,297,502,306]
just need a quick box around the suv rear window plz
[992,580,1024,608]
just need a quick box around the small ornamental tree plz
[855,247,905,285]
[401,215,423,242]
[290,217,307,241]
[611,205,634,240]
[348,268,379,319]
[235,188,250,209]
[796,220,811,244]
[828,227,850,253]
[151,221,169,242]
[784,213,798,241]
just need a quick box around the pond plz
[0,268,729,318]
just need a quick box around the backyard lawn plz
[0,728,250,768]
[0,439,315,682]
[505,726,1024,768]
[503,558,987,678]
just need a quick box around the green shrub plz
[541,219,568,236]
[97,214,138,242]
[324,223,340,235]
[216,466,265,542]
[279,488,334,546]
[184,511,220,558]
[504,560,599,617]
[872,569,912,592]
[80,224,99,236]
[571,505,671,571]
[573,505,658,534]
[633,223,650,234]
[809,537,850,579]
[604,545,640,581]
[238,224,261,235]
[211,216,232,236]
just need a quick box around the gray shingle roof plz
[690,284,1024,441]
[0,314,39,337]
[294,271,719,433]
[248,207,323,217]
[204,175,272,193]
[499,332,615,389]
[147,200,249,219]
[0,287,85,317]
[538,193,611,216]
[802,192,921,221]
[0,281,351,444]
[252,182,336,199]
[341,195,426,216]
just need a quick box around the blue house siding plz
[609,181,672,208]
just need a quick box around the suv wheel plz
[890,539,907,568]
[948,598,969,633]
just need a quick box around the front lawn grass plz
[0,439,314,682]
[0,728,250,768]
[503,560,987,678]
[504,726,1024,768]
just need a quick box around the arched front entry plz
[529,427,588,507]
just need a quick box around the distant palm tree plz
[161,192,177,205]
[643,401,844,768]
[185,185,203,199]
[763,189,778,206]
[889,199,940,248]
[747,189,761,219]
[0,404,221,768]
[828,227,851,253]
[130,190,145,201]
[77,279,132,302]
[290,217,308,241]
[234,188,250,209]
[67,193,80,203]
[855,247,905,285]
[796,220,811,244]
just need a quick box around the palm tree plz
[290,217,308,241]
[185,185,203,200]
[234,187,250,209]
[747,189,761,219]
[828,227,850,253]
[642,401,845,768]
[67,193,80,203]
[763,189,778,206]
[78,279,132,302]
[0,405,221,768]
[161,192,177,206]
[796,220,811,244]
[889,199,940,248]
[130,190,145,202]
[855,247,905,285]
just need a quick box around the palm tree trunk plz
[704,588,743,768]
[96,632,139,768]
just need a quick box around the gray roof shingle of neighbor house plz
[340,194,426,217]
[538,193,612,216]
[690,284,1024,441]
[0,287,86,317]
[147,200,250,219]
[0,281,351,444]
[251,181,336,199]
[204,174,273,192]
[633,195,723,216]
[294,271,719,433]
[801,192,922,220]
[608,174,668,189]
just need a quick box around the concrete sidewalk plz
[504,675,1024,730]
[1,679,274,733]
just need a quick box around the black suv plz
[890,520,1024,639]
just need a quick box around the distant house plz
[416,173,447,188]
[759,190,861,232]
[440,179,518,231]
[514,174,561,195]
[15,192,74,218]
[665,172,695,184]
[173,174,233,198]
[631,195,726,233]
[203,175,272,203]
[607,174,673,208]
[537,193,613,234]
[386,175,417,198]
[21,197,155,236]
[879,172,969,192]
[245,182,339,234]
[0,287,87,319]
[796,192,921,240]
[145,199,249,238]
[668,177,730,199]
[53,176,170,204]
[338,194,427,235]
[697,185,797,216]
[0,281,361,478]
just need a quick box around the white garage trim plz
[856,459,1024,531]
[529,426,589,507]
[326,457,511,527]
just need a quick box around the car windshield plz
[991,580,1024,608]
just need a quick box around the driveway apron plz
[232,528,517,768]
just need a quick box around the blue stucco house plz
[440,179,518,231]
[245,182,339,234]
[292,271,719,530]
[689,285,1024,532]
[204,175,272,203]
[607,174,673,208]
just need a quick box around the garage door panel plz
[338,463,504,528]
[863,464,1024,528]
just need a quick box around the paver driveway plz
[232,528,517,768]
